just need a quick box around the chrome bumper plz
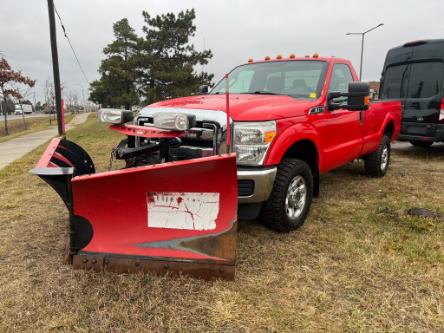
[237,167,277,204]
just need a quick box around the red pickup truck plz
[122,55,401,232]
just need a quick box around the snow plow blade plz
[31,138,238,280]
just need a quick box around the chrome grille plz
[136,107,232,157]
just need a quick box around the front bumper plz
[399,122,444,142]
[237,167,277,204]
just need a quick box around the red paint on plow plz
[71,154,237,261]
[35,137,62,168]
[110,124,188,138]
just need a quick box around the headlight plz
[153,113,196,131]
[234,121,276,165]
[100,109,134,124]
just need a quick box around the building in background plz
[368,81,381,99]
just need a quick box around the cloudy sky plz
[1,0,443,103]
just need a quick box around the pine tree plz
[89,19,139,109]
[138,9,213,103]
[90,10,213,107]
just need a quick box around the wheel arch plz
[281,139,320,197]
[264,123,322,197]
[383,120,395,141]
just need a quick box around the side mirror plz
[327,82,370,111]
[199,85,210,94]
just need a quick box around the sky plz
[0,0,443,104]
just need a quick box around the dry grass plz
[0,114,74,143]
[0,118,443,332]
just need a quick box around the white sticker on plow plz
[147,192,219,230]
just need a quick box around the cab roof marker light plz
[248,58,254,63]
[264,56,271,61]
[312,53,319,58]
[289,53,296,59]
[276,54,283,60]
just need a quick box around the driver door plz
[324,63,364,170]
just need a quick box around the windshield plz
[211,60,328,99]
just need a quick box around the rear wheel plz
[260,159,313,232]
[364,135,391,177]
[409,140,433,147]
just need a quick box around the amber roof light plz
[248,58,254,63]
[264,56,271,61]
[289,53,296,59]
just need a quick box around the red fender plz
[264,119,322,168]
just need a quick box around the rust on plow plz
[73,253,235,280]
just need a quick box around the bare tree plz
[44,79,56,124]
[65,90,80,114]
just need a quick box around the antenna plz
[225,74,231,153]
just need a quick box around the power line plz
[53,4,90,85]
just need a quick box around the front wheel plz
[409,140,433,148]
[364,135,391,177]
[260,159,313,233]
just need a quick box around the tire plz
[260,159,313,232]
[409,140,433,148]
[364,135,391,177]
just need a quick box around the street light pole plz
[47,0,65,136]
[346,23,384,81]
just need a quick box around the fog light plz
[100,109,134,124]
[153,113,194,131]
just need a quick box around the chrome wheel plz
[381,144,389,171]
[285,175,307,220]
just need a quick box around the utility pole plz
[47,0,65,136]
[346,23,384,81]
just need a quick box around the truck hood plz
[147,94,315,121]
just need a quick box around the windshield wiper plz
[240,91,280,95]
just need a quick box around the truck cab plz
[379,39,444,146]
[14,105,23,115]
[131,55,400,231]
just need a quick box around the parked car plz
[44,106,56,114]
[379,39,444,147]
